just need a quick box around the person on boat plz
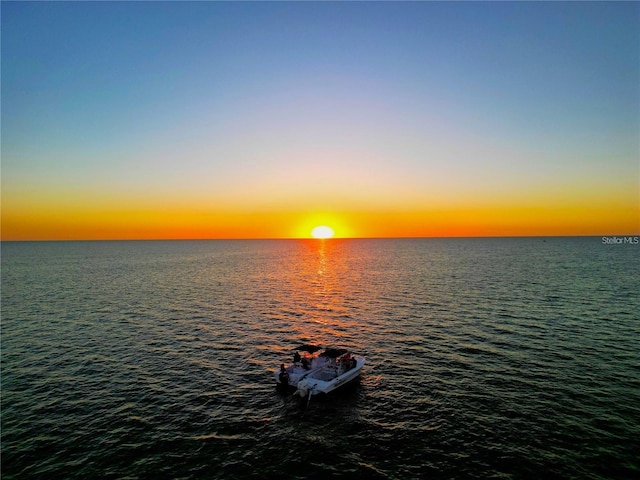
[340,352,351,372]
[301,356,310,370]
[279,364,289,387]
[293,351,301,363]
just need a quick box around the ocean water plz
[2,237,639,479]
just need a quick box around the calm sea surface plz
[2,238,639,479]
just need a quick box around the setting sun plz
[311,225,335,239]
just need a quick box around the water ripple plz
[2,238,639,479]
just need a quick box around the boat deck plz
[312,366,339,381]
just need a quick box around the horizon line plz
[2,233,639,243]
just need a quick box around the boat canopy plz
[320,348,349,358]
[294,344,323,353]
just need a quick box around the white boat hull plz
[273,364,324,388]
[274,354,332,388]
[296,357,365,397]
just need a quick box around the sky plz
[2,1,639,240]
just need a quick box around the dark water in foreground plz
[2,238,639,479]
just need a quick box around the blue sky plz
[2,1,639,239]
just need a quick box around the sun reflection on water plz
[280,239,354,345]
[317,240,326,275]
[255,239,375,353]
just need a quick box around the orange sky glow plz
[2,2,638,241]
